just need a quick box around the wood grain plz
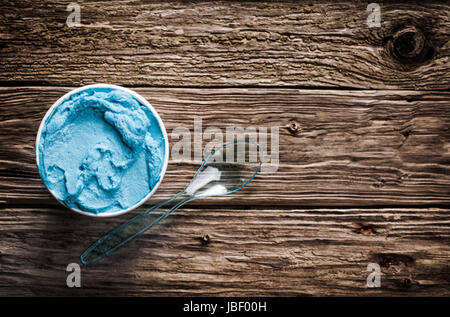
[0,1,449,297]
[1,87,449,207]
[0,1,449,89]
[0,206,448,296]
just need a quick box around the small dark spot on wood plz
[395,277,413,289]
[373,253,415,269]
[372,178,385,188]
[287,120,301,135]
[354,223,377,235]
[400,128,412,148]
[402,130,411,138]
[200,234,211,245]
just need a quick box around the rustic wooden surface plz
[1,1,449,89]
[1,207,449,296]
[1,87,450,207]
[0,0,449,296]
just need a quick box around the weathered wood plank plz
[0,1,449,89]
[1,87,449,207]
[0,206,448,296]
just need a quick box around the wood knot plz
[287,120,301,135]
[354,223,377,235]
[403,278,412,286]
[393,27,425,59]
[402,129,411,138]
[395,277,413,289]
[386,26,434,66]
[200,234,211,245]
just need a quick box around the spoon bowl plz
[80,140,262,265]
[186,141,261,197]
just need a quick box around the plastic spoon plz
[80,141,262,265]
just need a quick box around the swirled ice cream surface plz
[37,87,165,214]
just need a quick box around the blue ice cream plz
[37,87,166,215]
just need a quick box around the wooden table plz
[0,1,449,296]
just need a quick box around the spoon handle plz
[80,194,193,265]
